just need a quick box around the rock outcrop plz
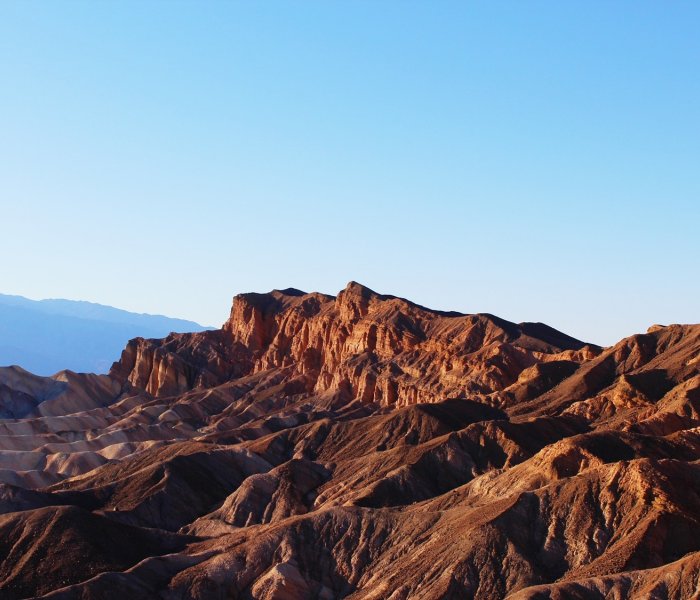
[111,282,596,403]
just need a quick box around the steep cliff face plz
[111,282,598,405]
[109,328,245,397]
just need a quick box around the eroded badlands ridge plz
[0,282,699,599]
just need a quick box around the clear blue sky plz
[1,2,698,346]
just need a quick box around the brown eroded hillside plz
[0,282,698,599]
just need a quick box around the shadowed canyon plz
[1,282,699,599]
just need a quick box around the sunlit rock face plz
[112,281,596,403]
[1,282,699,599]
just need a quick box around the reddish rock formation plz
[0,282,698,599]
[111,282,596,403]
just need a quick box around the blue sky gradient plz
[1,2,698,345]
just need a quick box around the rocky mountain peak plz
[1,285,699,599]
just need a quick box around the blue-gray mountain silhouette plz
[0,294,210,375]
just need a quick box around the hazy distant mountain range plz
[0,293,211,375]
